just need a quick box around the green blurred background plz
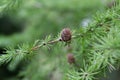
[0,0,119,80]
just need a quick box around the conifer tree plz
[0,0,120,80]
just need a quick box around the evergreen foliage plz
[0,0,120,80]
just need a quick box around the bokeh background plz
[0,0,119,80]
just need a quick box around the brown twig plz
[31,28,92,51]
[31,38,62,51]
[31,34,84,51]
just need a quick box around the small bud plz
[67,53,75,64]
[61,28,71,42]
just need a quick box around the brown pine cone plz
[67,53,75,64]
[61,28,71,42]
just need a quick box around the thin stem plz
[31,38,62,51]
[31,28,94,51]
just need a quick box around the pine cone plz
[67,53,75,64]
[61,28,71,42]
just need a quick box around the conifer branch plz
[0,1,120,80]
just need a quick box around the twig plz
[31,38,62,51]
[31,34,82,51]
[31,28,94,51]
